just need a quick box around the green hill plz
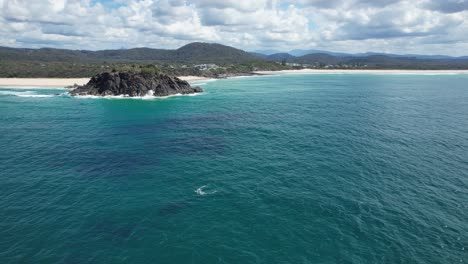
[0,42,259,65]
[173,42,259,64]
[2,42,468,78]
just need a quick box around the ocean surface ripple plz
[0,74,467,263]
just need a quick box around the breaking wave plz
[195,185,218,196]
[0,90,58,98]
[74,92,203,100]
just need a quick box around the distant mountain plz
[93,47,170,61]
[265,53,296,61]
[249,52,268,59]
[1,43,468,73]
[353,52,457,60]
[253,49,284,55]
[0,42,260,65]
[0,46,95,62]
[294,53,345,64]
[291,54,468,69]
[254,48,466,60]
[289,49,351,57]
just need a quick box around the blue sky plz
[0,0,467,55]
[92,0,124,9]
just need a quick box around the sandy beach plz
[178,76,212,81]
[0,78,90,88]
[1,70,467,88]
[0,76,211,88]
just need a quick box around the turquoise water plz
[0,74,467,263]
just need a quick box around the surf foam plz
[195,185,217,196]
[74,92,203,100]
[0,90,57,98]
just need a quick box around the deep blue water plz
[0,74,467,263]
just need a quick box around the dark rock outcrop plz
[70,72,202,97]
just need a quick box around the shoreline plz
[178,76,212,81]
[0,76,212,89]
[1,69,468,88]
[0,78,90,88]
[254,69,468,75]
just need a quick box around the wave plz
[195,185,217,196]
[190,79,217,85]
[0,90,57,98]
[74,92,203,100]
[19,94,56,98]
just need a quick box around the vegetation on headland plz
[1,42,468,78]
[0,42,292,78]
[0,61,291,78]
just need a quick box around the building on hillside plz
[193,64,218,71]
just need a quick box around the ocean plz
[0,74,467,263]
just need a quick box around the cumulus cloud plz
[0,0,467,55]
[290,0,400,9]
[313,1,465,41]
[191,0,270,12]
[424,0,468,13]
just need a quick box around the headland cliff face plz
[70,72,202,97]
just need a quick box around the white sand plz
[0,78,90,88]
[2,70,466,89]
[178,76,211,81]
[254,69,468,75]
[0,76,212,88]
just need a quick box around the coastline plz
[0,76,211,89]
[0,78,90,88]
[254,69,468,75]
[178,76,212,81]
[2,69,468,89]
[0,78,89,88]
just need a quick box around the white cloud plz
[191,0,271,12]
[0,0,467,55]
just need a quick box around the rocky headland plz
[70,72,203,97]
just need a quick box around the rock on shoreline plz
[70,72,203,97]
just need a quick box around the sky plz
[0,0,467,56]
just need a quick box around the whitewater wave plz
[0,90,57,98]
[190,79,217,86]
[195,185,217,196]
[0,89,204,100]
[20,94,56,98]
[74,92,203,100]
